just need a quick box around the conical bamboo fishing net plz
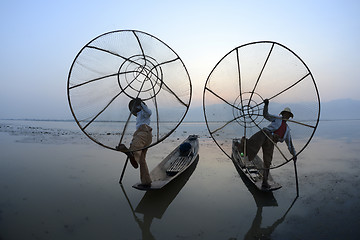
[68,30,192,151]
[203,41,320,168]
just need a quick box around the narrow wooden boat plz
[133,135,199,190]
[231,138,281,192]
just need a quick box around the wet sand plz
[0,120,359,239]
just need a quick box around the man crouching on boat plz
[238,99,297,190]
[116,98,153,187]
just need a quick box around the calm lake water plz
[0,119,359,240]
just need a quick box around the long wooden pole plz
[293,160,299,197]
[119,156,129,184]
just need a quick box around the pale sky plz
[1,0,359,119]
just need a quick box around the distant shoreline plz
[1,118,360,122]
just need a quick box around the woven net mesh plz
[68,30,191,151]
[203,41,320,168]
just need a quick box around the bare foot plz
[116,144,127,152]
[128,154,138,169]
[262,182,271,189]
[116,144,138,169]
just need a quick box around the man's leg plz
[130,125,152,185]
[247,131,267,161]
[139,149,152,185]
[117,144,138,169]
[262,133,275,188]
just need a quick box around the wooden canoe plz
[231,138,281,192]
[133,135,199,190]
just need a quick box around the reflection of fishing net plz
[67,30,192,151]
[203,41,320,168]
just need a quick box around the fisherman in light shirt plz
[117,98,153,187]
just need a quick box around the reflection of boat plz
[231,157,298,240]
[136,156,199,218]
[238,165,279,208]
[231,138,282,192]
[133,135,199,190]
[121,156,199,240]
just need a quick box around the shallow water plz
[0,120,360,239]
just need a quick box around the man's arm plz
[284,133,297,161]
[140,102,152,116]
[263,99,276,121]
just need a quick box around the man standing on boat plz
[238,99,297,189]
[117,98,153,187]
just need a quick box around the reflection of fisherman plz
[121,185,156,240]
[120,157,199,240]
[244,206,287,240]
[238,99,297,189]
[117,98,152,187]
[133,214,156,240]
[233,159,298,240]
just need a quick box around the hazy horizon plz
[1,1,359,121]
[1,98,359,121]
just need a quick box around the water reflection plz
[121,156,199,240]
[234,166,298,240]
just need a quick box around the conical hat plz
[281,107,293,118]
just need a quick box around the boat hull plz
[231,138,281,192]
[133,135,199,190]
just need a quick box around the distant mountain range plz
[319,98,360,120]
[3,98,359,122]
[184,98,360,122]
